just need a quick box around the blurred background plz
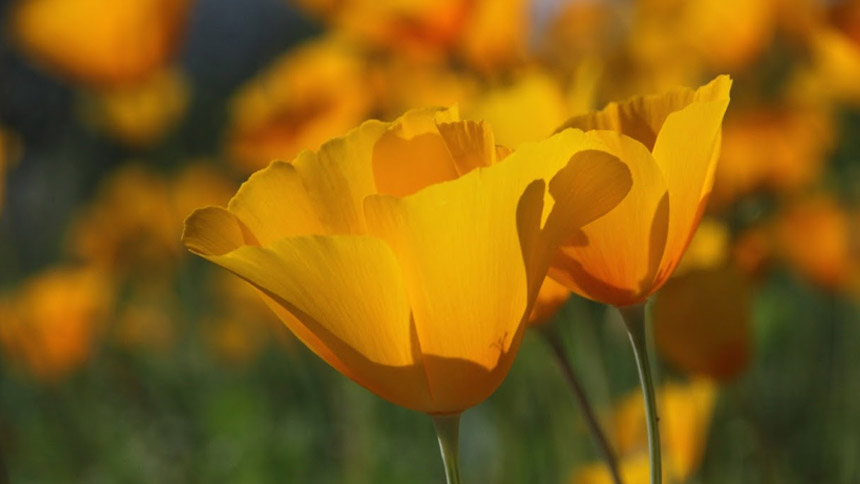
[0,0,859,482]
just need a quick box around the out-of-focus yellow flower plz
[0,266,113,381]
[673,217,730,276]
[570,454,651,484]
[653,267,752,381]
[527,277,571,327]
[550,76,732,307]
[183,106,632,414]
[465,71,571,148]
[11,0,192,87]
[82,68,189,146]
[679,0,776,71]
[227,38,373,174]
[712,107,833,207]
[628,0,774,75]
[776,196,856,289]
[790,28,860,106]
[612,379,717,482]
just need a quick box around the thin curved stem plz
[618,303,661,484]
[540,328,625,484]
[432,413,463,484]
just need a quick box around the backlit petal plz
[651,78,731,287]
[190,232,433,412]
[365,128,631,411]
[549,130,668,306]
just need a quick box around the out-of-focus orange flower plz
[68,162,235,276]
[775,196,856,289]
[527,277,571,327]
[653,267,752,381]
[292,0,534,71]
[11,0,193,87]
[69,163,176,274]
[82,68,189,146]
[0,266,113,381]
[712,107,833,207]
[183,106,632,414]
[550,76,732,307]
[292,0,471,60]
[464,71,571,148]
[457,0,530,73]
[628,0,775,75]
[227,38,373,174]
[612,379,717,482]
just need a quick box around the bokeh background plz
[1,0,860,482]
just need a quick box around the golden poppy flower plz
[549,75,732,307]
[0,266,113,381]
[11,0,192,87]
[652,267,752,381]
[227,38,372,174]
[82,67,189,147]
[183,106,632,414]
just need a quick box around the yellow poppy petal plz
[226,117,392,240]
[651,82,731,286]
[371,107,460,198]
[364,128,631,411]
[556,75,731,152]
[549,130,668,306]
[435,119,497,174]
[190,231,435,412]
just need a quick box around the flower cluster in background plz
[0,0,859,482]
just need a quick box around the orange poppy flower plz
[183,106,632,414]
[549,75,732,307]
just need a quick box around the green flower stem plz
[618,303,661,484]
[539,327,625,484]
[432,413,463,484]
